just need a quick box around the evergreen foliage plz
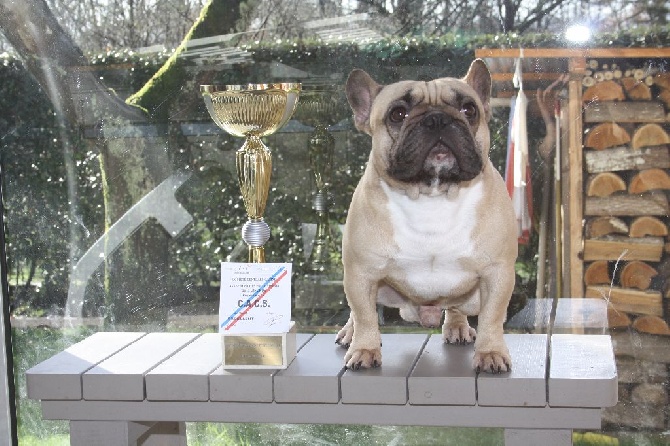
[4,28,669,316]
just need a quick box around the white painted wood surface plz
[145,334,220,401]
[549,334,618,407]
[408,334,476,405]
[477,334,548,407]
[26,330,618,446]
[26,331,146,400]
[273,334,346,403]
[43,400,603,429]
[341,333,427,405]
[83,332,198,401]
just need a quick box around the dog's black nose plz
[420,112,451,130]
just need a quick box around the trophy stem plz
[308,192,331,271]
[237,135,272,263]
[307,125,335,271]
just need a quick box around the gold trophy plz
[294,85,347,272]
[201,83,301,262]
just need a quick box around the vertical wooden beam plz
[567,57,585,298]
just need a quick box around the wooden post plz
[567,57,585,298]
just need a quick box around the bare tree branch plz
[0,0,144,123]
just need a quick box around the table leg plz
[70,420,186,446]
[504,428,572,446]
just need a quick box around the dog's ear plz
[345,69,382,135]
[464,59,492,122]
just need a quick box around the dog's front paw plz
[335,318,354,348]
[473,351,512,374]
[443,324,477,345]
[345,347,382,370]
[335,326,353,348]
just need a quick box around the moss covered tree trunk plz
[0,0,242,325]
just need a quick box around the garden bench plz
[27,309,617,446]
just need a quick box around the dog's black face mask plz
[385,102,484,186]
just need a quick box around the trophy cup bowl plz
[201,83,301,262]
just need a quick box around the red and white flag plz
[504,57,533,244]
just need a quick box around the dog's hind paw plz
[473,351,511,374]
[345,347,382,370]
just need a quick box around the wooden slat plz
[585,193,669,216]
[209,333,313,403]
[26,332,145,400]
[584,146,670,173]
[477,334,548,407]
[568,77,584,297]
[549,334,618,408]
[476,47,670,59]
[490,72,565,82]
[583,236,664,261]
[584,101,666,123]
[408,334,477,405]
[273,334,346,403]
[145,334,221,401]
[40,400,604,430]
[83,333,199,401]
[341,334,427,405]
[585,287,663,317]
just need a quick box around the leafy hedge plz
[3,28,669,317]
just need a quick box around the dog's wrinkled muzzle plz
[387,111,483,185]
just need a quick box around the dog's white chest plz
[381,181,483,300]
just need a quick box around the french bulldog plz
[337,59,518,374]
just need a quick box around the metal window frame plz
[0,161,18,445]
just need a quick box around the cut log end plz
[631,123,670,150]
[584,122,631,150]
[586,216,629,238]
[586,172,626,197]
[584,260,611,286]
[621,77,652,100]
[620,260,658,290]
[628,168,670,194]
[632,315,670,336]
[607,308,632,329]
[629,216,668,238]
[653,73,670,90]
[582,80,625,103]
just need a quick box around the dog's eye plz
[460,102,478,121]
[389,106,408,123]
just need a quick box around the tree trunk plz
[0,0,241,325]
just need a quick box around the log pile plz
[581,59,670,331]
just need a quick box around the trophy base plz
[221,321,297,369]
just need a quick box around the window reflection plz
[1,0,669,444]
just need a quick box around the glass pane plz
[2,1,669,444]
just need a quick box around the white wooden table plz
[26,329,617,446]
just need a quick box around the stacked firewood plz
[581,59,670,335]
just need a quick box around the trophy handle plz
[237,135,272,263]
